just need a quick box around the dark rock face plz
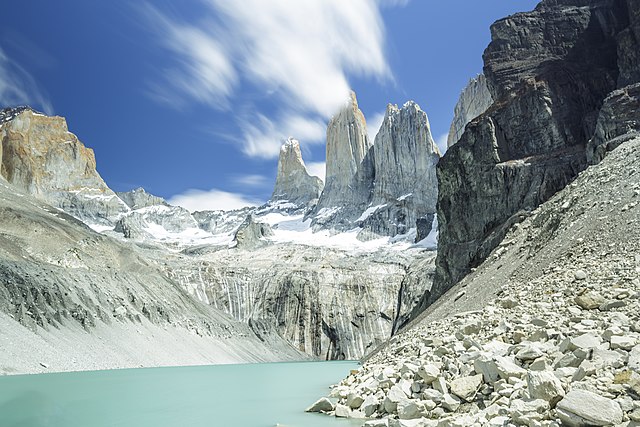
[587,82,640,164]
[434,0,640,301]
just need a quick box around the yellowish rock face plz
[0,110,103,194]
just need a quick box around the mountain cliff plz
[310,93,440,242]
[0,107,130,228]
[271,138,324,206]
[363,101,440,239]
[433,0,640,305]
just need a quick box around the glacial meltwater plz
[0,361,364,427]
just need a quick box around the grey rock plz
[556,389,623,426]
[449,374,482,402]
[233,214,274,250]
[587,83,640,165]
[114,204,198,240]
[311,91,373,227]
[447,74,494,148]
[527,371,564,407]
[630,345,640,372]
[362,101,440,238]
[117,187,167,210]
[271,138,323,205]
[335,403,351,418]
[306,397,335,413]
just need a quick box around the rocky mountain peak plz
[0,108,129,226]
[361,100,440,239]
[311,91,374,225]
[117,187,168,210]
[271,137,323,205]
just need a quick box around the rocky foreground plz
[307,138,640,426]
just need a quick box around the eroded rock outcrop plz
[0,107,129,226]
[434,0,640,302]
[360,102,440,239]
[447,74,493,148]
[271,138,323,206]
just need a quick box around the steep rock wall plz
[433,0,639,303]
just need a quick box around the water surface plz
[0,361,363,427]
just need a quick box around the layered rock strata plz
[271,138,323,206]
[163,245,435,360]
[0,179,303,374]
[446,74,493,148]
[434,0,640,303]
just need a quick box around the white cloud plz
[240,113,327,158]
[0,47,52,114]
[306,161,326,182]
[144,0,396,158]
[234,174,270,188]
[367,110,386,141]
[436,133,449,155]
[140,6,236,109]
[168,188,261,212]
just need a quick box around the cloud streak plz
[143,0,394,158]
[0,46,52,114]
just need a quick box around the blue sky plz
[0,0,538,211]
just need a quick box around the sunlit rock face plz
[361,101,440,239]
[311,91,375,229]
[309,93,440,241]
[271,138,323,206]
[0,107,129,227]
[447,74,493,148]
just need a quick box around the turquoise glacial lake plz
[0,361,364,427]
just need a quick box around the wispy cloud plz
[234,174,270,188]
[306,161,326,182]
[168,188,261,212]
[240,113,327,159]
[0,46,52,114]
[143,0,396,158]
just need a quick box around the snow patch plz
[356,204,386,222]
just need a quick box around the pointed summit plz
[313,91,374,218]
[271,138,323,205]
